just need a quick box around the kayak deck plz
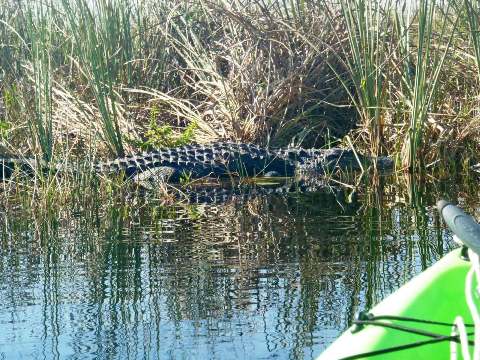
[318,248,477,359]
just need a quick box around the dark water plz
[0,176,477,359]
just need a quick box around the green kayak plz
[318,200,480,359]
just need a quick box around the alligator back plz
[95,142,298,181]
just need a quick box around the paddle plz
[437,200,480,255]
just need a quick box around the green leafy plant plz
[143,122,197,149]
[0,120,10,139]
[139,106,197,149]
[179,171,193,186]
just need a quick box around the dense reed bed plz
[0,0,479,184]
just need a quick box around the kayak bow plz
[318,200,480,359]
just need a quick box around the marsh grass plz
[400,1,457,170]
[463,0,480,82]
[0,0,479,201]
[59,0,133,157]
[26,0,54,162]
[329,0,391,157]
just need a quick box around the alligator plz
[0,142,393,182]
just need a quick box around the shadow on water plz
[0,174,479,359]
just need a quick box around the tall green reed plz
[329,0,392,157]
[274,0,307,28]
[25,0,54,162]
[60,0,133,157]
[398,1,456,170]
[0,1,26,84]
[464,1,480,84]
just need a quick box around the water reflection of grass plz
[1,175,479,357]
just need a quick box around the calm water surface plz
[0,176,477,359]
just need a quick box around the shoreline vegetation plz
[1,0,480,202]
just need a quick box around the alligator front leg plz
[132,166,181,189]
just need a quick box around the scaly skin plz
[0,142,393,182]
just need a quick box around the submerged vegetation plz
[1,0,480,197]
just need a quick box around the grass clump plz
[330,0,391,157]
[26,0,55,162]
[400,1,456,170]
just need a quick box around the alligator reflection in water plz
[159,178,345,204]
[0,177,467,359]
